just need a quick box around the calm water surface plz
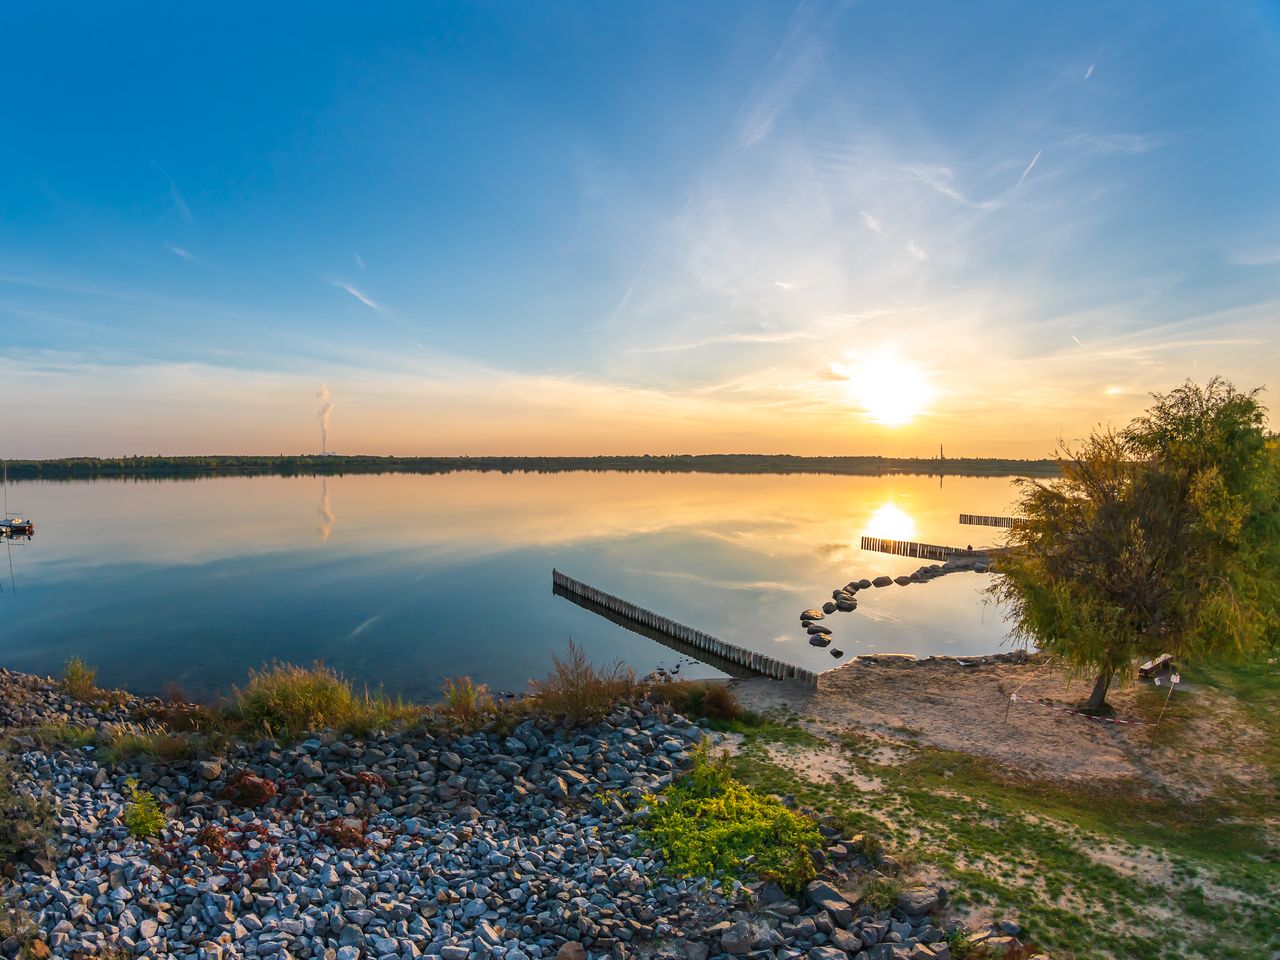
[0,472,1018,700]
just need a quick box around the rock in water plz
[872,575,893,587]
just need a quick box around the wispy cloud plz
[627,329,823,355]
[164,243,209,266]
[150,160,193,222]
[1229,247,1280,266]
[355,253,366,271]
[330,281,385,312]
[861,211,882,233]
[1083,62,1095,81]
[1015,149,1042,189]
[736,1,831,147]
[903,165,967,203]
[905,240,928,261]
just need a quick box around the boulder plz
[808,948,846,960]
[894,576,912,586]
[803,880,853,927]
[720,921,766,955]
[822,601,837,615]
[801,609,825,621]
[809,635,832,648]
[836,598,856,612]
[557,944,587,960]
[872,576,893,587]
[896,886,940,914]
[807,624,832,635]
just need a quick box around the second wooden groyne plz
[551,569,818,684]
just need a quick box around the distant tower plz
[939,444,944,460]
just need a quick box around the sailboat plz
[0,461,34,538]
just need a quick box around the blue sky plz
[2,1,1278,456]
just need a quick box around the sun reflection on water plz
[863,501,916,542]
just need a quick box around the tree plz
[991,379,1278,711]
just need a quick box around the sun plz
[863,501,917,542]
[839,349,933,426]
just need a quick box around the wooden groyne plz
[551,569,818,684]
[959,513,1017,528]
[859,536,987,562]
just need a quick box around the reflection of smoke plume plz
[317,478,334,541]
[316,385,335,453]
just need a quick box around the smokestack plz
[316,385,335,453]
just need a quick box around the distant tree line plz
[2,453,1061,481]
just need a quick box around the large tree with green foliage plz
[992,378,1279,710]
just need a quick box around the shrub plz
[439,676,494,724]
[233,661,419,737]
[857,874,904,911]
[221,770,278,807]
[651,680,750,723]
[0,902,39,958]
[528,640,638,725]
[59,657,129,708]
[195,824,227,856]
[122,778,165,838]
[61,656,98,701]
[644,740,822,893]
[0,757,52,863]
[318,818,369,849]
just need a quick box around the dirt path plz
[732,654,1267,797]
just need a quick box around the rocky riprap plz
[1,669,1043,960]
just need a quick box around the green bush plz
[644,740,822,893]
[233,661,420,737]
[122,778,165,838]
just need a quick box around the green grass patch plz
[644,740,822,893]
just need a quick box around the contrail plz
[316,385,335,453]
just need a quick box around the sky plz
[2,1,1279,458]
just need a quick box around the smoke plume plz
[316,385,335,453]
[317,478,334,541]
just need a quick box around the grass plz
[650,679,753,723]
[438,676,495,724]
[0,756,52,864]
[103,730,203,763]
[720,659,1280,960]
[643,739,823,893]
[527,639,639,725]
[60,656,98,701]
[233,661,423,738]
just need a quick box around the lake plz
[0,471,1019,700]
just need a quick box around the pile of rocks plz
[1,669,1042,960]
[798,558,995,655]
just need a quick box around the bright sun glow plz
[838,349,933,426]
[863,501,916,542]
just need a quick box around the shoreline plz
[0,665,1036,960]
[4,454,1061,482]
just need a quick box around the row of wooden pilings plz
[958,513,1017,528]
[859,536,986,562]
[551,569,818,685]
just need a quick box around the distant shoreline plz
[5,453,1061,481]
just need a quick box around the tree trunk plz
[1084,668,1113,712]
